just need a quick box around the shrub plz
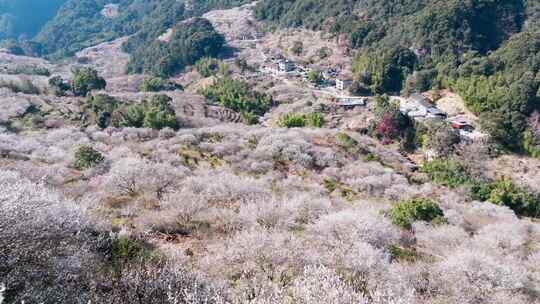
[308,70,323,84]
[336,133,358,149]
[309,208,399,249]
[139,77,182,92]
[422,159,472,188]
[390,197,444,229]
[121,95,179,130]
[523,130,540,158]
[432,249,528,302]
[48,75,71,96]
[111,233,149,265]
[488,179,540,218]
[307,112,325,128]
[142,96,179,130]
[278,113,306,128]
[5,65,50,76]
[83,94,120,128]
[74,145,104,170]
[201,77,272,122]
[278,112,324,128]
[105,157,187,199]
[119,104,145,128]
[195,57,220,77]
[72,67,106,96]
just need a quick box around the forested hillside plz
[255,0,540,153]
[0,0,66,40]
[34,0,250,59]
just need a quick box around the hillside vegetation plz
[2,2,540,303]
[255,0,540,153]
[33,0,249,59]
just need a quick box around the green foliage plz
[390,197,444,229]
[402,69,438,95]
[422,159,472,188]
[48,75,70,96]
[444,32,540,151]
[322,178,356,199]
[35,0,182,58]
[234,58,251,72]
[307,70,323,84]
[353,46,417,94]
[142,95,179,130]
[126,18,225,77]
[336,132,357,149]
[488,179,540,218]
[306,112,324,128]
[524,130,540,158]
[74,145,104,170]
[195,57,221,77]
[121,95,179,130]
[278,113,306,128]
[389,245,421,263]
[139,78,182,92]
[278,112,324,128]
[82,94,178,130]
[72,67,106,97]
[201,77,272,124]
[83,94,120,128]
[30,0,248,58]
[111,234,148,265]
[422,158,540,217]
[120,104,145,128]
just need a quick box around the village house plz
[336,97,367,109]
[336,76,353,91]
[403,94,447,119]
[451,118,474,131]
[268,59,296,76]
[278,60,295,73]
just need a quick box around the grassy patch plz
[390,197,444,229]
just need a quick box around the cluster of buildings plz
[261,54,354,92]
[397,94,478,136]
[259,52,478,138]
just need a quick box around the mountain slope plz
[34,0,251,59]
[255,0,540,153]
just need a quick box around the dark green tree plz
[72,67,106,97]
